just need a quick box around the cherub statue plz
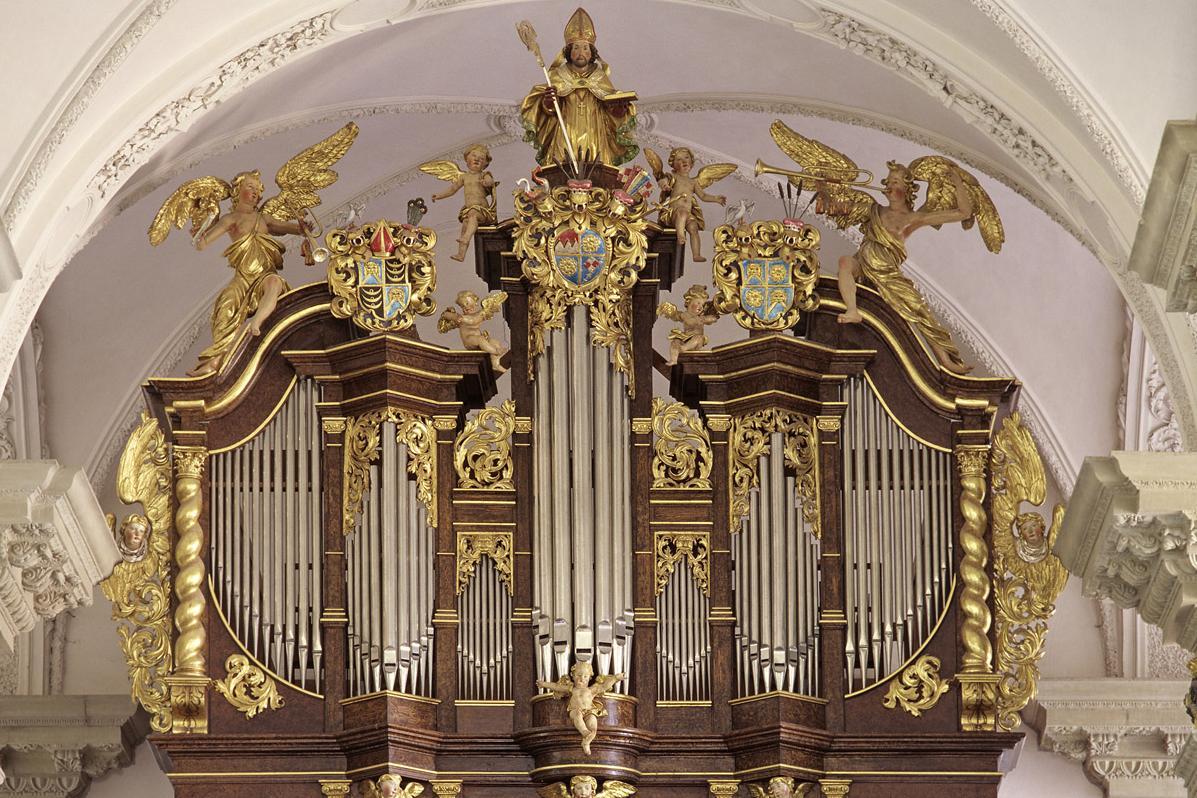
[747,777,813,798]
[421,144,497,262]
[536,661,625,755]
[149,123,359,377]
[106,512,150,563]
[765,120,1005,373]
[537,775,636,798]
[645,147,734,262]
[360,774,424,798]
[437,290,509,373]
[657,284,720,365]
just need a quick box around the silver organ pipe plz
[654,558,711,702]
[532,306,633,691]
[209,379,324,693]
[458,554,513,700]
[841,375,953,692]
[732,428,821,697]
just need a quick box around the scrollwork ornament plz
[651,398,713,489]
[454,400,515,489]
[711,220,820,330]
[326,220,438,333]
[213,654,284,718]
[881,654,951,717]
[729,409,820,537]
[100,411,173,732]
[655,532,710,596]
[989,413,1068,731]
[343,409,437,534]
[456,531,513,596]
[511,184,649,395]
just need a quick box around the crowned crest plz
[712,219,820,330]
[511,183,649,393]
[326,220,437,333]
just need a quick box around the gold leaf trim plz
[343,409,437,534]
[214,654,285,718]
[454,400,516,490]
[729,409,819,537]
[881,654,950,717]
[651,399,713,489]
[654,532,710,596]
[456,531,513,596]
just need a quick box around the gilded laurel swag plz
[456,531,514,596]
[654,532,710,596]
[511,185,649,395]
[989,413,1067,732]
[343,409,437,534]
[454,400,516,489]
[101,411,174,733]
[650,398,713,489]
[213,654,285,718]
[728,409,820,537]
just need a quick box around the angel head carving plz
[536,775,636,798]
[1013,511,1049,563]
[112,513,150,563]
[361,774,424,798]
[747,777,812,798]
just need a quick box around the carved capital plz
[955,444,990,477]
[708,780,740,797]
[957,672,1001,732]
[322,417,347,435]
[819,780,852,797]
[320,780,352,797]
[172,445,207,480]
[431,780,464,797]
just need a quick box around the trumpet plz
[754,159,883,192]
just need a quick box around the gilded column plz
[433,414,460,731]
[167,444,210,733]
[955,444,999,732]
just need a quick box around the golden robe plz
[196,227,289,371]
[520,60,637,167]
[857,205,963,369]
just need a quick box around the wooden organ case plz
[105,169,1064,798]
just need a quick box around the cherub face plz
[1016,513,1046,547]
[572,783,595,798]
[686,297,705,314]
[767,783,791,798]
[568,42,593,67]
[238,177,264,207]
[671,153,693,174]
[459,294,479,313]
[465,150,488,173]
[883,169,908,203]
[378,780,399,798]
[122,518,149,550]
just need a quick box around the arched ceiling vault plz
[4,0,1192,463]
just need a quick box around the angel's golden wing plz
[644,147,665,180]
[769,120,873,228]
[656,301,683,322]
[260,122,359,222]
[535,783,570,798]
[908,155,1004,253]
[596,780,637,798]
[695,163,736,190]
[117,411,172,521]
[402,783,425,798]
[148,177,231,246]
[419,159,465,183]
[480,290,508,319]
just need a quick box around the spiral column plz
[954,444,998,732]
[167,444,210,733]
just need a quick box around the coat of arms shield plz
[358,256,412,322]
[327,221,437,333]
[553,226,607,288]
[739,257,794,325]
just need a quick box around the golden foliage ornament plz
[881,654,951,717]
[454,400,516,489]
[989,412,1068,732]
[650,398,713,489]
[456,531,513,596]
[343,409,437,533]
[728,409,819,537]
[327,219,437,333]
[511,182,649,395]
[654,531,710,596]
[100,411,174,732]
[213,654,285,719]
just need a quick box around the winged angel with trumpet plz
[537,775,636,798]
[148,123,359,376]
[766,121,1004,373]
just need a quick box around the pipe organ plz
[103,165,1068,798]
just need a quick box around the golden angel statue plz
[764,120,1004,373]
[518,7,638,169]
[421,143,498,262]
[437,289,509,373]
[148,122,359,377]
[646,147,734,262]
[537,775,636,798]
[361,774,424,798]
[748,777,813,798]
[536,661,624,754]
[657,284,720,364]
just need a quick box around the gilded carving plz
[955,443,994,731]
[708,781,741,797]
[171,444,208,734]
[748,778,813,797]
[990,413,1068,731]
[651,398,713,489]
[655,532,710,596]
[537,775,635,798]
[456,530,513,596]
[881,654,951,717]
[511,182,649,395]
[729,409,819,538]
[319,781,352,797]
[343,409,437,534]
[362,774,426,798]
[100,411,173,732]
[327,220,437,333]
[165,673,210,734]
[430,781,463,797]
[712,219,820,330]
[454,400,516,490]
[213,654,284,718]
